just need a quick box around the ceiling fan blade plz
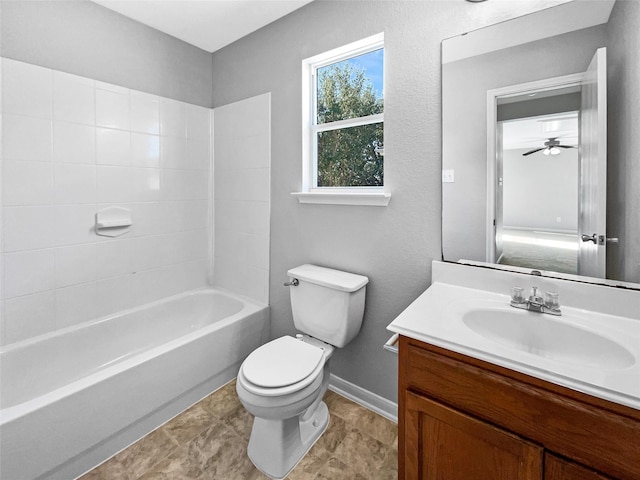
[558,145,576,149]
[522,148,545,156]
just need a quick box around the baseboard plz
[329,374,398,423]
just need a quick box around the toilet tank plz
[287,264,369,348]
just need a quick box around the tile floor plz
[80,381,398,480]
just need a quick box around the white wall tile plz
[3,161,54,206]
[3,114,52,162]
[54,204,98,246]
[54,163,96,204]
[131,133,160,167]
[96,128,131,166]
[238,133,270,169]
[1,62,212,345]
[160,135,186,169]
[186,137,210,170]
[95,81,128,94]
[244,266,269,305]
[130,91,160,135]
[130,167,160,202]
[130,235,164,271]
[186,104,210,139]
[4,291,56,343]
[160,97,186,138]
[53,122,95,164]
[241,168,270,202]
[95,239,133,280]
[54,244,97,287]
[244,201,270,234]
[96,166,133,203]
[95,275,134,318]
[177,200,209,231]
[247,232,270,270]
[3,206,56,252]
[2,59,52,119]
[55,282,97,329]
[3,249,55,298]
[130,266,172,305]
[130,202,170,237]
[213,93,270,304]
[213,169,236,201]
[96,89,130,130]
[53,71,95,125]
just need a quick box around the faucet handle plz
[510,286,525,304]
[544,291,560,311]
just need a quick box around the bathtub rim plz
[0,286,268,425]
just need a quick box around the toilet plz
[236,264,368,479]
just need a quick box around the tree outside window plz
[312,46,384,188]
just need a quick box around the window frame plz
[296,33,390,206]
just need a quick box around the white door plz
[578,47,607,277]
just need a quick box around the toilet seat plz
[239,336,327,397]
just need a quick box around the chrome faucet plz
[510,286,561,316]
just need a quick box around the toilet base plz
[247,401,330,479]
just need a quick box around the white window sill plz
[291,191,391,206]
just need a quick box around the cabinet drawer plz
[402,339,640,480]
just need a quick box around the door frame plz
[485,72,584,263]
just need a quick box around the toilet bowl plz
[235,264,368,479]
[236,335,334,479]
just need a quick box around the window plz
[296,33,390,206]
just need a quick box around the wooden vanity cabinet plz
[398,336,640,480]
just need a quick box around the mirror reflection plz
[442,0,640,287]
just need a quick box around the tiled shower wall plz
[213,94,271,304]
[0,58,211,346]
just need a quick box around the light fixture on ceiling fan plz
[522,137,576,156]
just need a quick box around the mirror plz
[442,0,640,289]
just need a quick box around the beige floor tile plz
[162,403,216,446]
[114,428,178,479]
[82,383,398,480]
[136,447,203,480]
[223,403,254,440]
[200,380,242,419]
[330,430,388,477]
[78,457,130,480]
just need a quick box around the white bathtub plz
[0,288,269,480]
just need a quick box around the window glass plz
[317,122,383,187]
[316,48,384,125]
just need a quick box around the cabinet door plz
[545,453,613,480]
[404,391,543,480]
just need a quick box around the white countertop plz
[388,280,640,411]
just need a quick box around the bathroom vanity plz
[388,262,640,480]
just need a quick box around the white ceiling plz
[93,0,314,53]
[502,113,579,150]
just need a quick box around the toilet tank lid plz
[287,264,369,292]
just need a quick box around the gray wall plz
[210,0,568,403]
[502,148,578,232]
[607,0,640,283]
[442,24,607,264]
[0,0,213,106]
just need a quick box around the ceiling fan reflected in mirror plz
[522,137,576,156]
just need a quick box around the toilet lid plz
[242,336,324,388]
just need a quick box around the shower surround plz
[0,57,212,345]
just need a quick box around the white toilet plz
[236,264,368,479]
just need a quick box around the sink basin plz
[462,308,635,369]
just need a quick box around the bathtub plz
[0,288,269,480]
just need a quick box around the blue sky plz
[324,48,384,100]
